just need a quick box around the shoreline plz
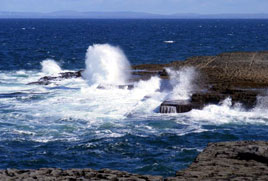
[17,50,268,180]
[31,50,268,113]
[1,141,267,180]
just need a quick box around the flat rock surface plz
[133,51,268,88]
[1,141,267,180]
[171,51,268,86]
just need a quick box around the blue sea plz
[0,19,268,177]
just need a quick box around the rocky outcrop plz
[160,88,259,113]
[28,70,83,85]
[1,141,267,180]
[175,141,268,180]
[29,51,268,113]
[155,51,268,113]
[133,51,268,88]
[31,51,268,88]
[171,51,268,87]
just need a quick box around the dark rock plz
[160,88,259,114]
[0,168,163,181]
[158,69,168,77]
[174,141,268,180]
[160,100,203,113]
[192,89,258,109]
[28,70,83,85]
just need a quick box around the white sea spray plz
[82,44,131,86]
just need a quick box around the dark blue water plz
[1,19,268,70]
[0,19,268,177]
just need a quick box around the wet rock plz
[160,100,203,113]
[28,70,83,85]
[192,89,258,109]
[160,88,259,114]
[158,69,168,77]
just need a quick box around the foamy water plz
[0,44,268,176]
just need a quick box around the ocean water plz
[0,19,268,177]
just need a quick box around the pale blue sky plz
[1,0,268,14]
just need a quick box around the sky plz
[1,0,268,14]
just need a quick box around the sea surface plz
[0,19,268,177]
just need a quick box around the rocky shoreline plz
[30,51,268,113]
[134,51,268,113]
[17,51,268,180]
[1,141,267,180]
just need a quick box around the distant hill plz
[0,11,268,19]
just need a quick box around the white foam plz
[41,59,62,75]
[2,46,268,143]
[164,40,175,44]
[189,97,268,125]
[166,67,197,100]
[82,44,131,85]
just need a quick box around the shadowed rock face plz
[1,141,267,180]
[160,100,203,113]
[160,88,259,113]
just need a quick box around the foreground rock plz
[176,141,268,180]
[0,168,163,181]
[1,141,267,180]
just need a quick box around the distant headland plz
[1,11,268,19]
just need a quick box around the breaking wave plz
[41,59,62,75]
[1,44,268,146]
[166,67,197,100]
[82,44,131,86]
